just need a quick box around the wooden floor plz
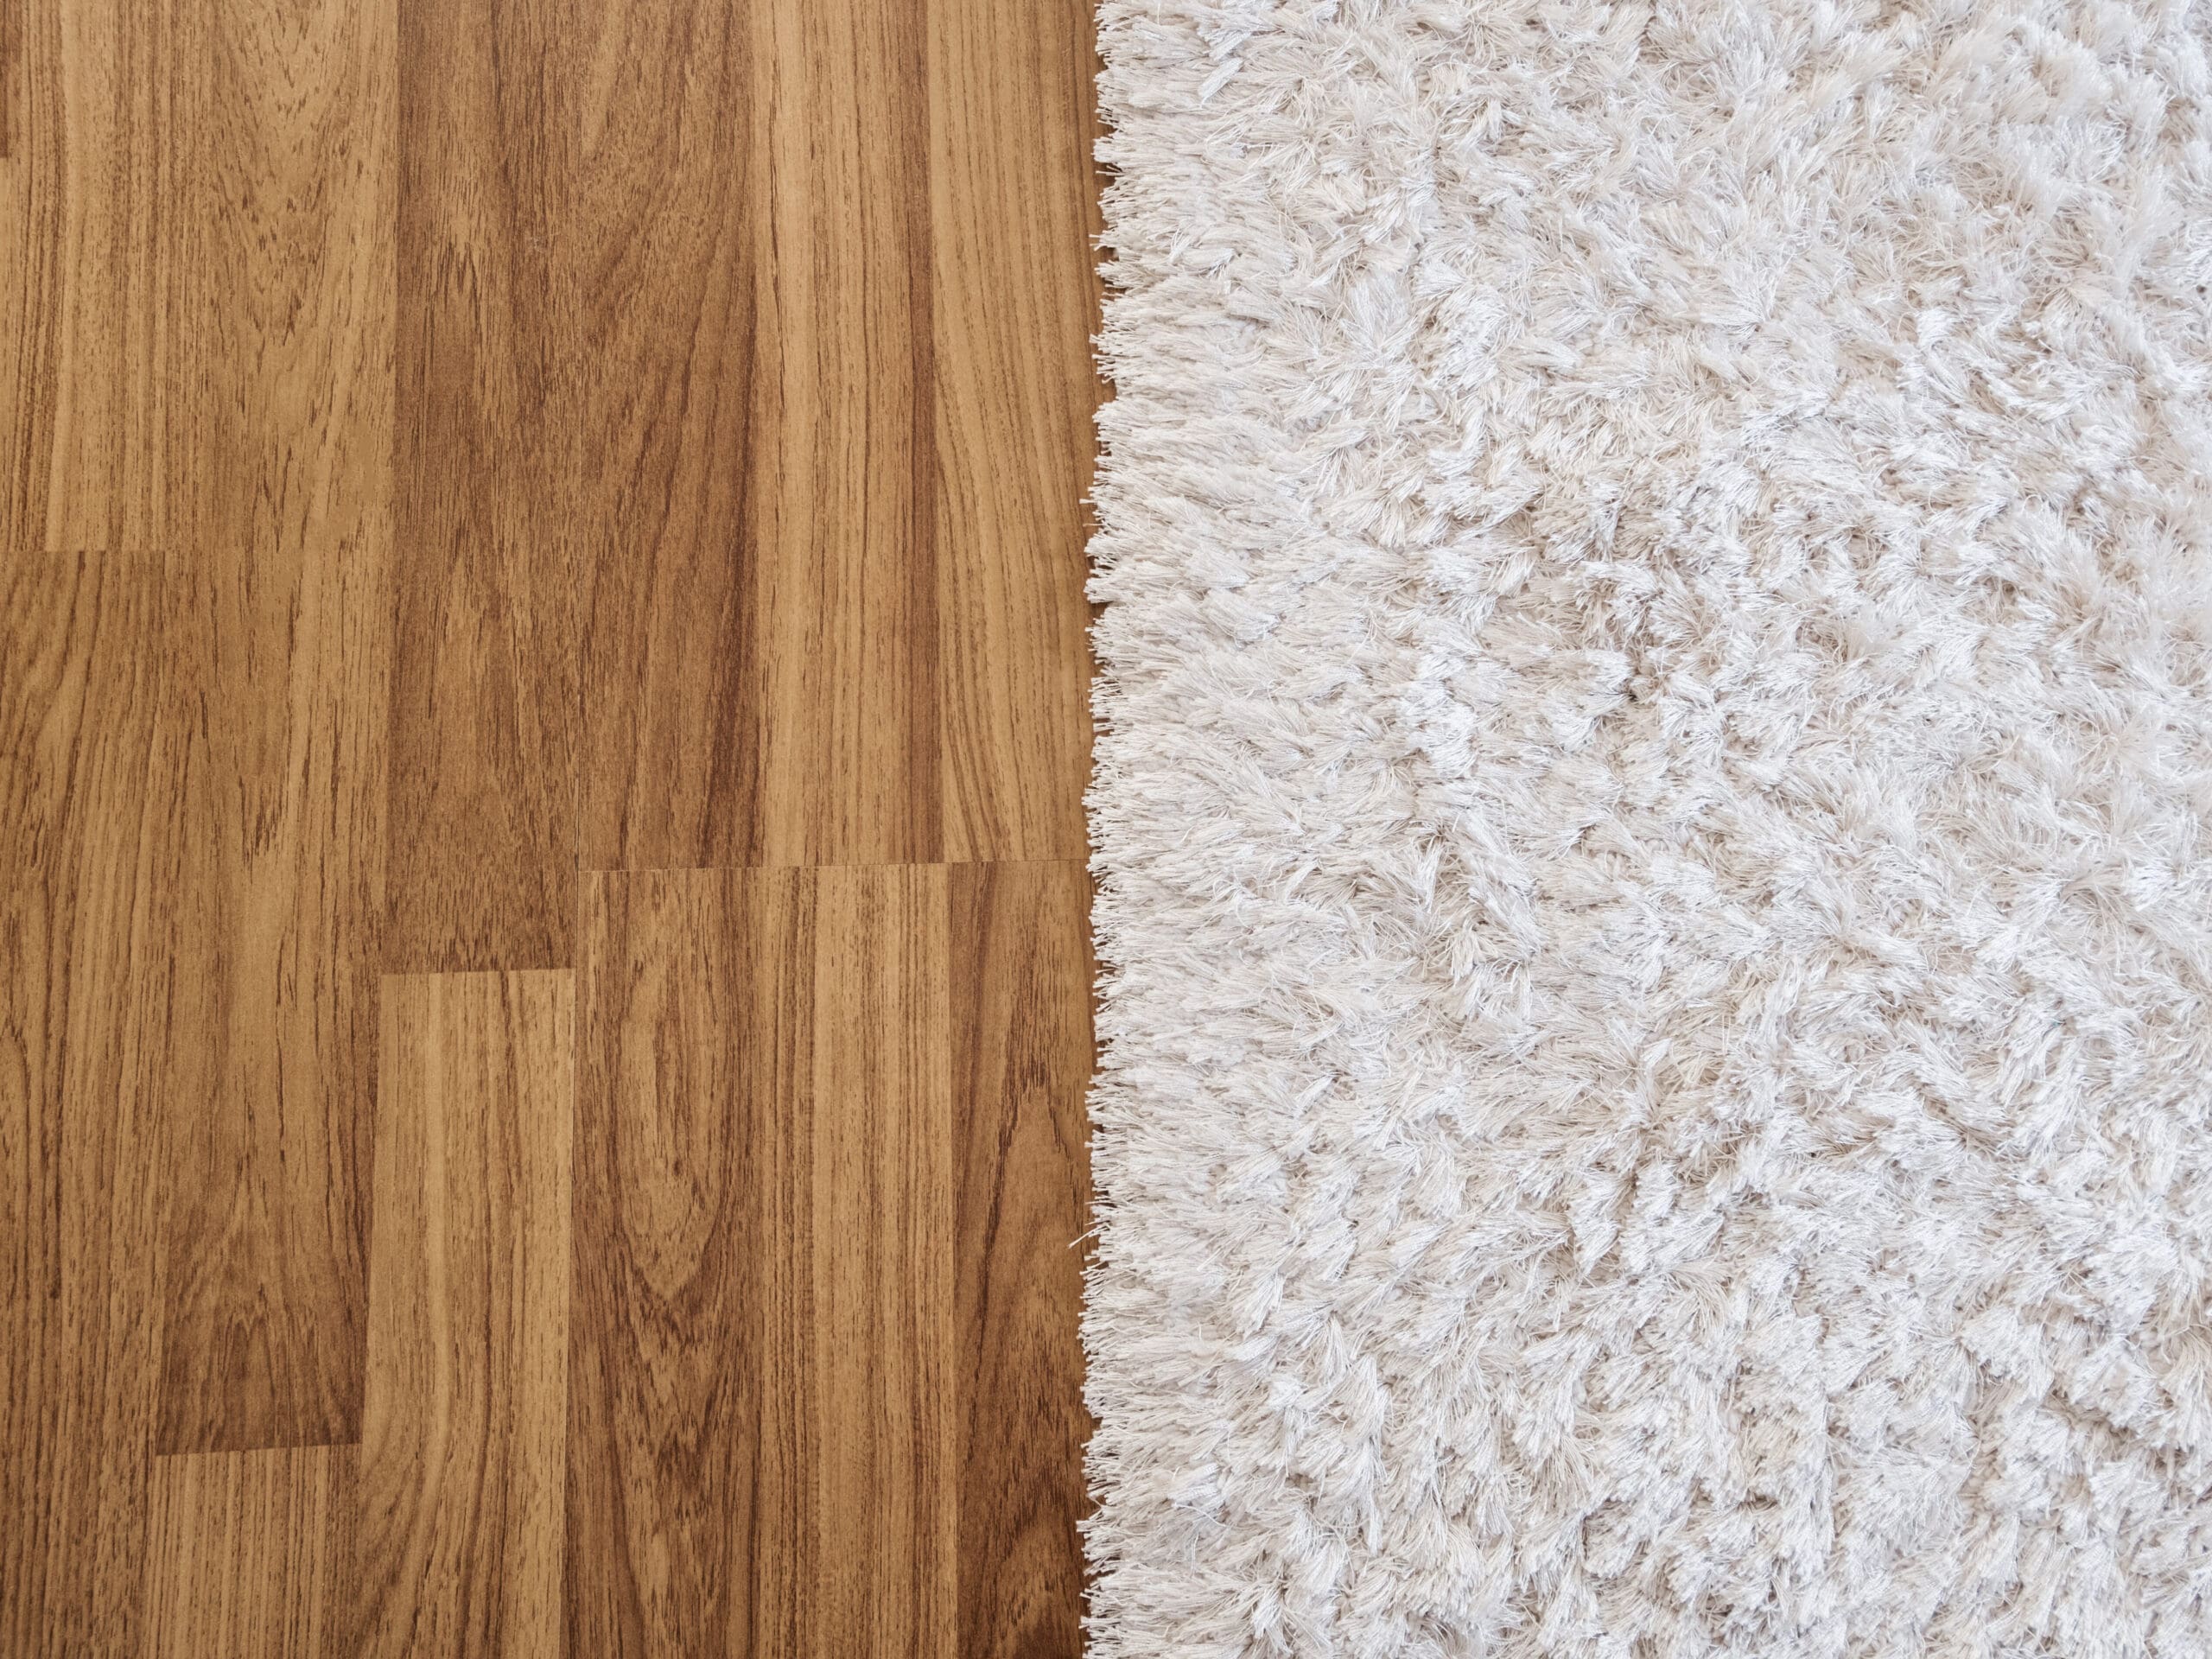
[1,0,1101,1651]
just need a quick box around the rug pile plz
[1084,3,2212,1652]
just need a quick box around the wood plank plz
[141,1445,354,1659]
[932,0,1101,862]
[170,0,394,558]
[950,861,1093,1659]
[358,970,571,1659]
[576,0,938,871]
[568,869,763,1653]
[154,0,393,1453]
[810,868,956,1654]
[388,0,575,968]
[0,548,170,1657]
[575,0,1101,876]
[157,531,387,1452]
[568,0,753,871]
[0,0,16,162]
[0,0,181,550]
[569,867,955,1655]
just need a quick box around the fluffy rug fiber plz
[1082,3,2212,1654]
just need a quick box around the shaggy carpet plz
[1082,3,2212,1654]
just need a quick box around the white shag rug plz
[1083,3,2212,1654]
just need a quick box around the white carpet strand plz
[1082,3,2212,1655]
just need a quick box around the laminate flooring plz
[1,0,1100,1649]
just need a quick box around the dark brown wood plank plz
[932,0,1101,863]
[0,548,171,1656]
[569,867,954,1656]
[155,0,394,1454]
[576,0,938,872]
[359,970,570,1658]
[141,1445,356,1659]
[951,861,1094,1659]
[568,0,753,872]
[388,0,575,968]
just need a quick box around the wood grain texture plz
[0,550,170,1657]
[154,0,394,1455]
[5,0,1101,1642]
[2,0,398,550]
[157,530,387,1453]
[579,0,937,871]
[0,0,181,550]
[173,0,394,556]
[810,869,956,1655]
[570,867,956,1656]
[359,971,570,1659]
[726,0,941,869]
[3,0,395,1467]
[952,862,1094,1659]
[568,0,755,871]
[932,0,1102,862]
[0,0,17,162]
[387,0,575,969]
[142,1446,354,1659]
[568,869,762,1653]
[576,0,1101,874]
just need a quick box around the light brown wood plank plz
[158,530,387,1452]
[171,0,394,559]
[569,867,954,1655]
[569,870,764,1652]
[951,861,1093,1659]
[141,1445,354,1659]
[728,0,937,868]
[388,0,575,969]
[0,548,170,1656]
[0,3,180,555]
[577,0,938,871]
[155,0,394,1453]
[1,1,18,162]
[932,0,1101,862]
[358,969,570,1659]
[811,868,956,1653]
[0,0,181,550]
